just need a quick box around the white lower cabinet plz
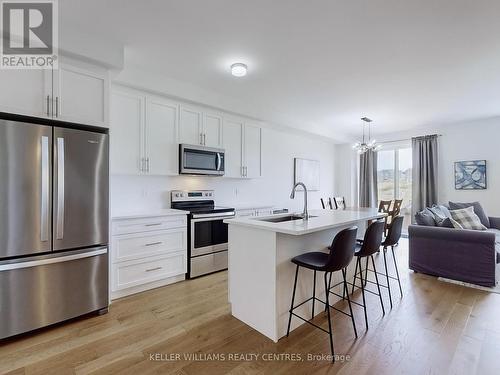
[113,252,186,292]
[111,214,187,299]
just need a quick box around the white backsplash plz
[110,127,337,216]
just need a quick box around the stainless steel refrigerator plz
[0,116,109,339]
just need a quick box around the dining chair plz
[320,198,327,209]
[391,199,403,217]
[385,199,403,236]
[378,200,392,236]
[334,196,346,210]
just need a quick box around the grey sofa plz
[408,216,500,287]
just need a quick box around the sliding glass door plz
[377,146,412,232]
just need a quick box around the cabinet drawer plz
[112,229,186,263]
[112,252,186,291]
[112,215,187,235]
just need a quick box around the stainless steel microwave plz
[179,144,225,176]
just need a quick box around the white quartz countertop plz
[112,208,189,220]
[224,208,385,235]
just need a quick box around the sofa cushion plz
[449,206,487,230]
[449,201,490,228]
[415,208,436,226]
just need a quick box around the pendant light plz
[353,117,381,154]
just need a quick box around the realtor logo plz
[1,0,58,69]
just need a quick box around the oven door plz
[180,144,225,176]
[190,212,234,257]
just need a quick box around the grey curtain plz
[412,135,439,220]
[359,150,378,208]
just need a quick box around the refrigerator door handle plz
[0,248,108,271]
[56,137,65,240]
[40,136,50,242]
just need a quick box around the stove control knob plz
[209,193,213,196]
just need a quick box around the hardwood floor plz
[1,239,500,375]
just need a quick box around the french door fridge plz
[0,117,109,339]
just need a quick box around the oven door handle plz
[191,212,235,220]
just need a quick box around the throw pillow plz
[437,204,451,218]
[449,207,487,230]
[438,217,455,228]
[428,205,450,225]
[415,208,436,226]
[449,201,490,228]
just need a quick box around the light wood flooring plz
[1,239,500,375]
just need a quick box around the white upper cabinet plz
[145,96,179,175]
[179,105,202,145]
[110,86,179,176]
[203,112,223,148]
[243,123,262,178]
[0,69,51,118]
[223,118,244,178]
[223,118,262,178]
[54,63,108,126]
[179,106,223,147]
[110,90,145,175]
[110,85,262,178]
[0,60,108,127]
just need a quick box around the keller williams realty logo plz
[1,0,58,69]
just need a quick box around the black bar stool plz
[350,219,386,329]
[286,227,358,362]
[380,215,404,308]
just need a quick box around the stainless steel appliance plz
[179,144,225,176]
[171,190,234,278]
[0,114,109,340]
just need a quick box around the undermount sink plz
[257,215,317,223]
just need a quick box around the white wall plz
[111,126,336,216]
[438,117,500,216]
[335,116,500,216]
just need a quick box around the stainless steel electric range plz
[171,190,235,278]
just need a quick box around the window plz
[377,146,412,231]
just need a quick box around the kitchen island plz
[225,208,385,342]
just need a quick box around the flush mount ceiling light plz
[353,117,382,154]
[231,63,247,77]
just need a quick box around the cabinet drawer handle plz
[46,95,50,116]
[145,241,163,247]
[145,223,162,227]
[145,266,162,272]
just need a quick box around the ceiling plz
[60,0,500,141]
